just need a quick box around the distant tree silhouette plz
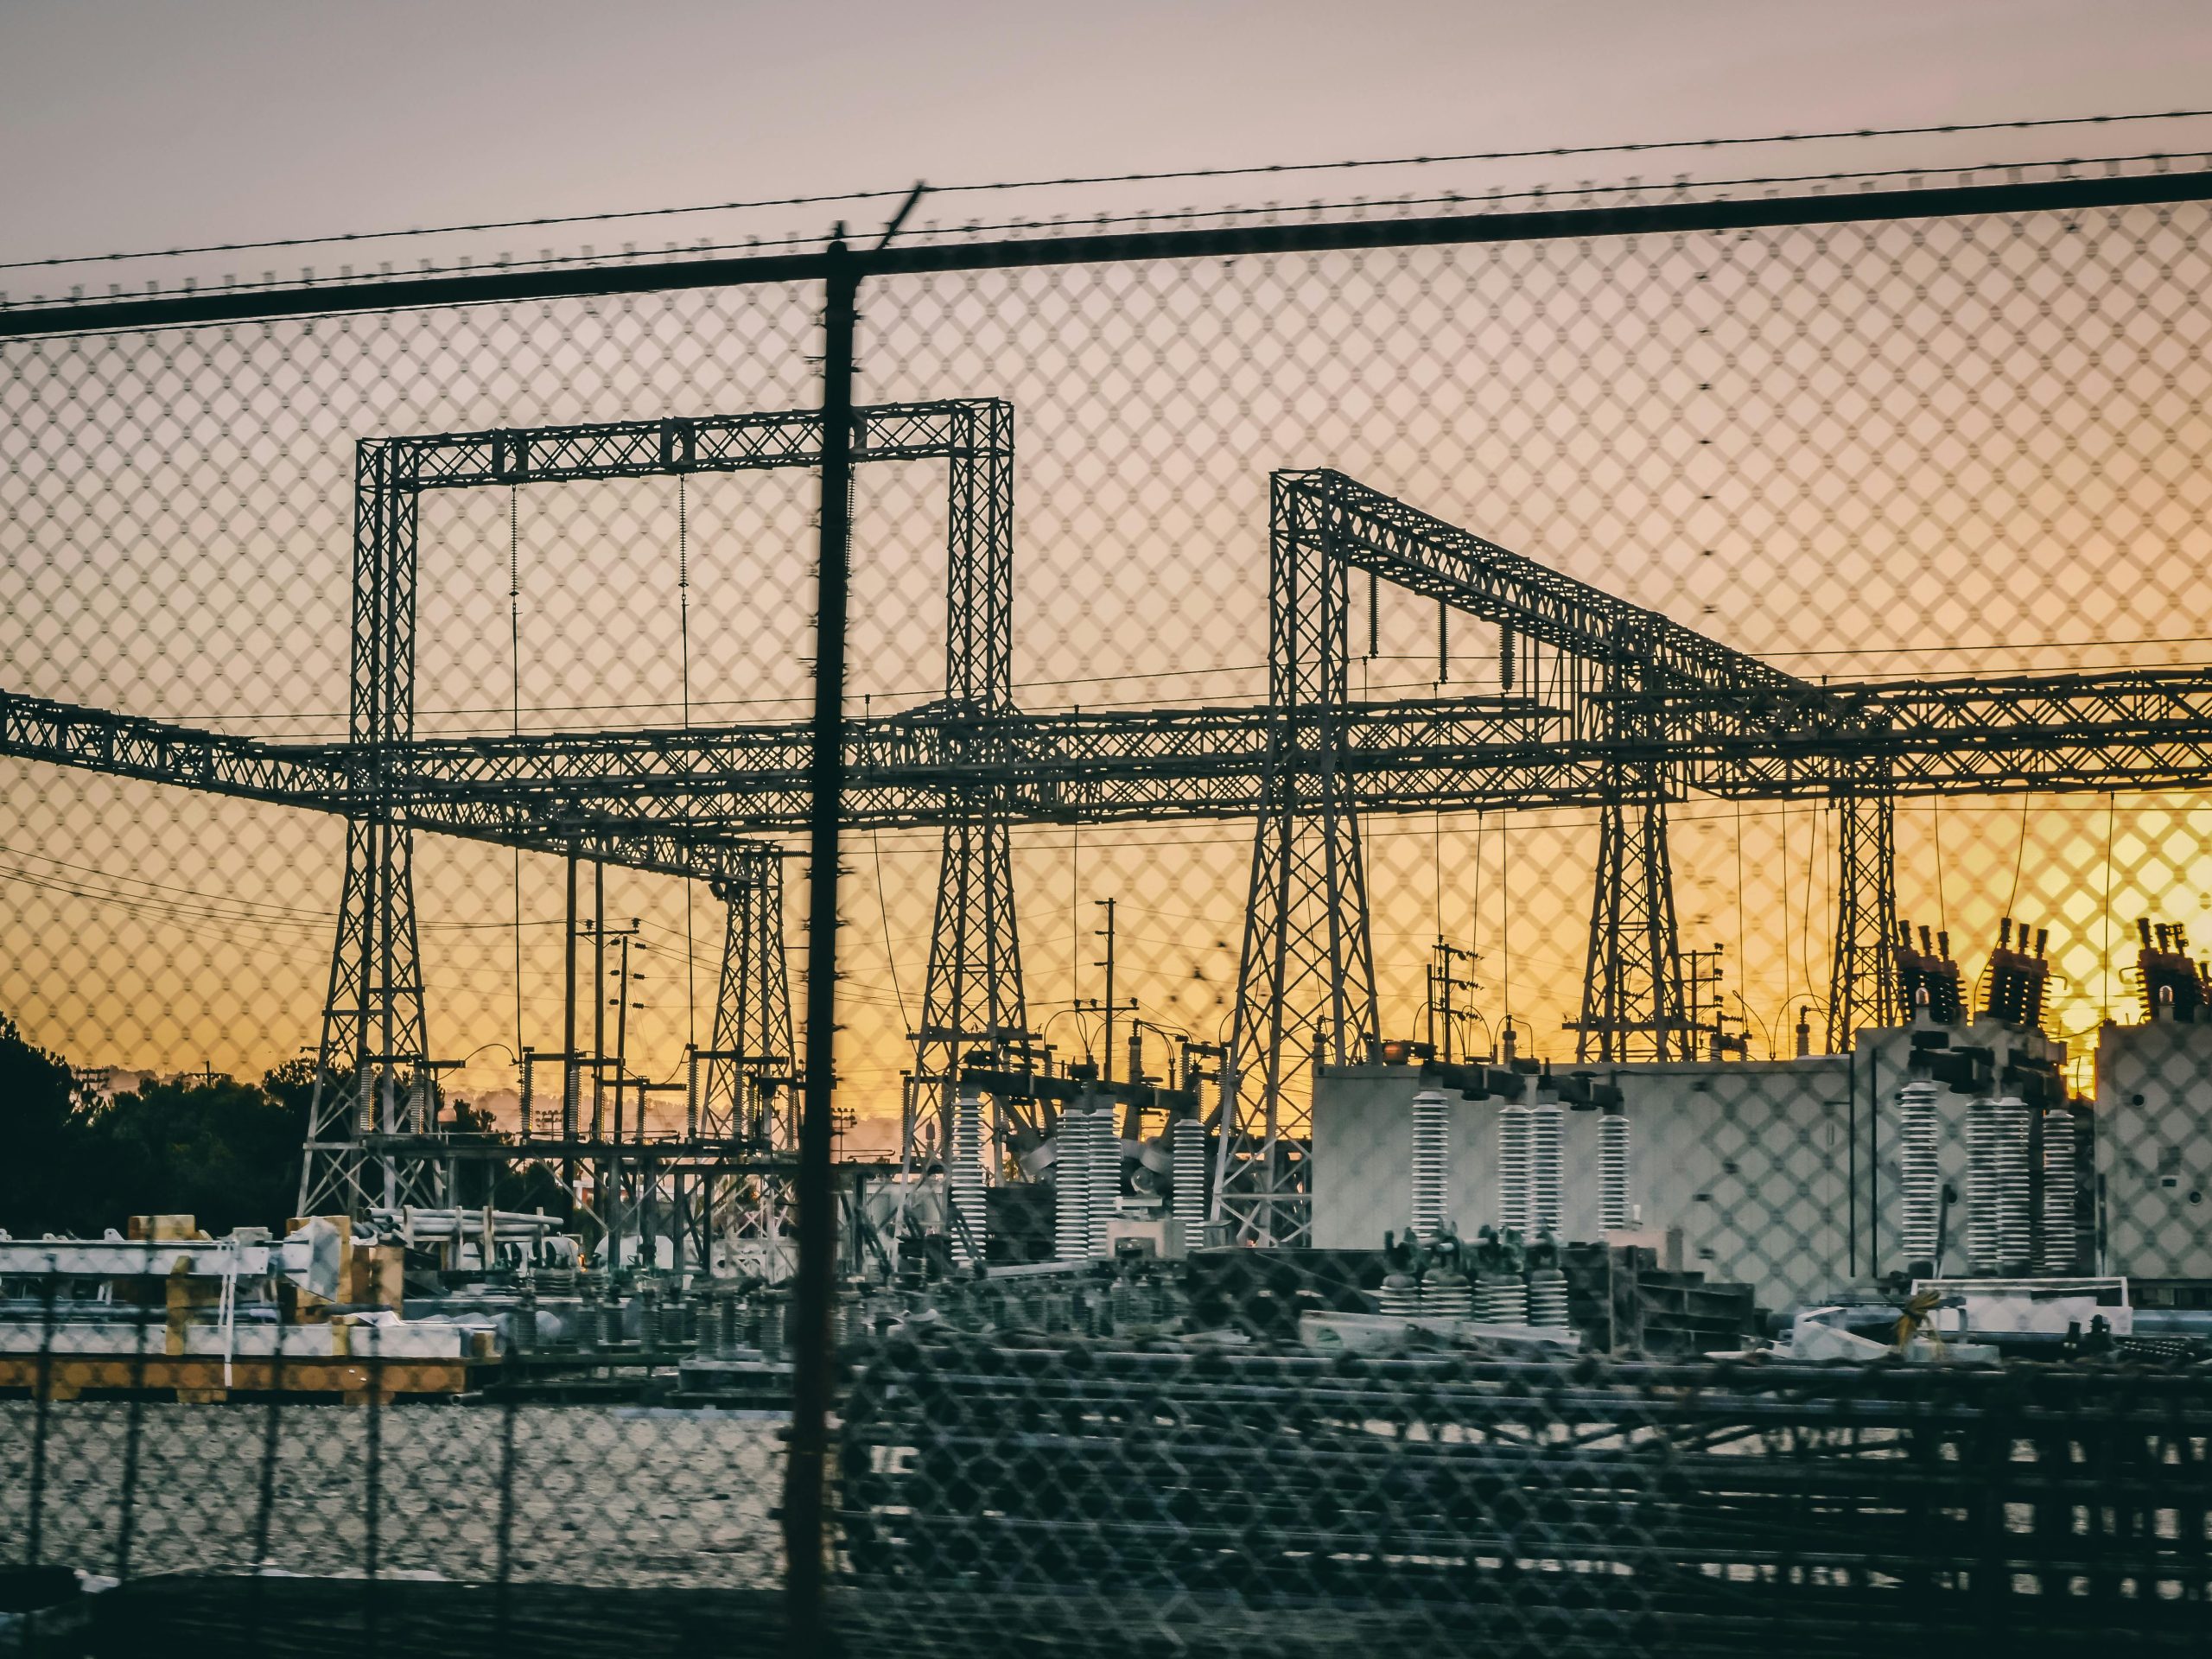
[0,1013,92,1236]
[0,1012,312,1236]
[0,1014,581,1235]
[91,1072,307,1233]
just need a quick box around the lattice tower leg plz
[1221,475,1379,1248]
[299,812,435,1217]
[910,805,1027,1170]
[701,857,793,1143]
[1575,774,1689,1064]
[697,857,794,1260]
[1827,784,1900,1052]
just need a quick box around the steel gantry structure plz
[1217,471,1868,1240]
[287,398,1025,1216]
[7,403,2212,1242]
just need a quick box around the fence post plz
[114,1288,155,1584]
[784,232,860,1659]
[493,1395,518,1643]
[363,1341,383,1657]
[249,1277,289,1658]
[26,1262,57,1574]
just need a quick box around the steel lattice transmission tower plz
[910,398,1029,1161]
[1573,641,1691,1064]
[300,442,436,1217]
[1224,474,1382,1246]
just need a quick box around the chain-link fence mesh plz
[4,146,2212,1652]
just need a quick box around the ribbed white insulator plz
[1529,1103,1563,1241]
[1599,1113,1632,1233]
[1410,1089,1451,1244]
[1086,1105,1120,1260]
[1967,1096,2033,1274]
[2000,1098,2035,1269]
[1172,1116,1207,1224]
[2039,1107,2076,1274]
[1054,1109,1090,1264]
[1527,1267,1571,1330]
[1497,1103,1533,1239]
[1378,1275,1421,1318]
[1419,1271,1473,1319]
[948,1093,987,1268]
[1477,1272,1529,1326]
[1897,1079,1941,1267]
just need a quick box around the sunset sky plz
[7,1,2212,266]
[4,2,2212,1134]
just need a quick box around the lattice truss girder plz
[10,668,2212,832]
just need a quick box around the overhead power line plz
[7,106,2209,274]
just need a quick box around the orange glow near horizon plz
[5,211,2212,1127]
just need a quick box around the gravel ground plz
[0,1401,785,1589]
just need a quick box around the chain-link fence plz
[5,131,2212,1652]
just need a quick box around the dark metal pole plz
[26,1262,56,1575]
[563,849,579,1188]
[593,861,607,1141]
[1096,897,1116,1084]
[785,234,859,1657]
[493,1397,518,1644]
